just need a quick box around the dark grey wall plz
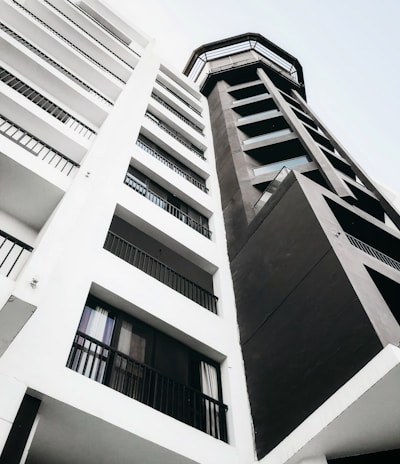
[231,180,382,457]
[207,79,384,457]
[207,82,252,257]
[329,449,400,463]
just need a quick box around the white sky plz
[105,0,400,200]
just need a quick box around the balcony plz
[325,197,400,273]
[151,92,203,134]
[0,114,79,176]
[44,0,136,70]
[253,155,310,177]
[0,21,112,107]
[156,79,202,116]
[124,171,211,239]
[233,92,270,106]
[231,92,276,117]
[0,67,96,140]
[345,233,400,272]
[0,230,32,279]
[136,137,208,193]
[67,0,131,46]
[67,295,226,441]
[145,112,205,160]
[67,331,227,441]
[243,128,292,147]
[104,230,218,313]
[11,0,125,84]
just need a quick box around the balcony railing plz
[0,230,33,279]
[11,0,125,84]
[253,166,291,214]
[104,231,218,313]
[156,79,201,116]
[0,67,96,140]
[67,331,227,441]
[145,112,205,160]
[124,173,211,238]
[66,0,140,56]
[0,22,112,107]
[136,138,208,192]
[0,114,79,176]
[186,36,300,85]
[345,233,400,272]
[44,0,136,70]
[151,92,203,134]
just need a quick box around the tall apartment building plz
[0,2,399,464]
[183,34,400,464]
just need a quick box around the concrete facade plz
[1,5,400,464]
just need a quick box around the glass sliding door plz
[110,320,150,401]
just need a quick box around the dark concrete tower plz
[184,33,400,460]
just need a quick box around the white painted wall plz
[0,8,255,462]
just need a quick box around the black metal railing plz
[104,231,218,313]
[156,79,202,116]
[151,92,203,134]
[124,173,211,238]
[0,114,79,175]
[11,0,125,84]
[0,67,96,139]
[0,22,113,106]
[145,112,205,160]
[136,138,208,192]
[44,0,136,70]
[67,331,227,441]
[345,233,400,272]
[0,230,33,279]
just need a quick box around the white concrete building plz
[2,2,400,464]
[0,1,255,462]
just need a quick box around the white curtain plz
[84,306,109,340]
[200,361,220,436]
[76,306,113,381]
[200,362,218,399]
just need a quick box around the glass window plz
[78,305,115,344]
[253,155,310,176]
[117,320,147,364]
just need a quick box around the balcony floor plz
[0,152,64,230]
[26,395,199,464]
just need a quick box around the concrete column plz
[293,89,400,230]
[0,375,27,454]
[0,391,41,464]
